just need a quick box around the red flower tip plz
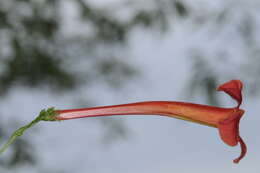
[233,136,247,164]
[217,80,243,107]
[217,109,246,163]
[217,80,246,163]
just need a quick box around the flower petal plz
[233,136,247,163]
[218,110,244,146]
[217,80,243,107]
[218,109,246,163]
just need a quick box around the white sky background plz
[1,0,260,172]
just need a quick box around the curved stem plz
[0,108,57,155]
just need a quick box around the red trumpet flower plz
[0,80,246,163]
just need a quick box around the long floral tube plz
[54,80,246,163]
[55,101,245,163]
[55,101,234,127]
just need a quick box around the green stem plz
[0,107,58,155]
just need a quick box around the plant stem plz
[0,107,58,155]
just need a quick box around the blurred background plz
[0,0,259,172]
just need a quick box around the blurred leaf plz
[0,38,75,95]
[0,9,9,28]
[94,17,127,42]
[77,0,94,18]
[131,11,157,27]
[237,13,255,45]
[100,117,128,145]
[7,138,35,167]
[186,54,219,105]
[96,58,137,87]
[22,16,58,38]
[0,138,35,167]
[173,1,188,17]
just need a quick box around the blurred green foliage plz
[187,56,219,106]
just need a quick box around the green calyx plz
[0,107,58,155]
[37,107,58,121]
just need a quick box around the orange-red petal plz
[217,80,246,163]
[217,80,243,107]
[218,110,244,146]
[233,136,247,163]
[217,106,246,163]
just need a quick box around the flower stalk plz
[0,108,57,154]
